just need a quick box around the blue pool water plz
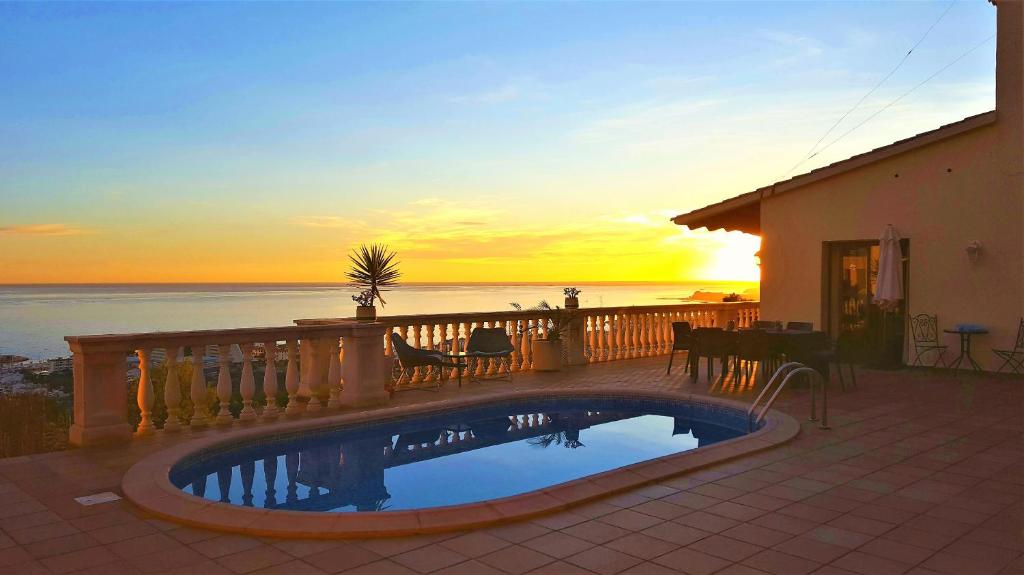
[170,397,750,512]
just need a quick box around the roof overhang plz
[671,190,761,235]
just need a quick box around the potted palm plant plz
[511,300,578,371]
[345,243,400,321]
[563,287,581,309]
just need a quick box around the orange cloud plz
[0,224,88,236]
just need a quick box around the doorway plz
[822,239,909,364]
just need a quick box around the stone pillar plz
[299,338,331,399]
[340,323,390,408]
[67,343,132,447]
[564,314,588,367]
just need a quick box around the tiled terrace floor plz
[0,358,1021,575]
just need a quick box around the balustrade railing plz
[298,301,759,392]
[64,322,388,447]
[66,302,756,446]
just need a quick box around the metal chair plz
[389,332,465,389]
[811,333,858,391]
[910,314,947,367]
[993,318,1024,374]
[666,322,693,375]
[691,328,736,386]
[733,329,770,385]
[785,321,813,332]
[466,327,515,381]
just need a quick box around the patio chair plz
[910,314,947,368]
[811,333,858,391]
[466,327,515,381]
[666,321,693,375]
[993,317,1024,374]
[691,328,736,387]
[390,332,465,390]
[733,329,770,385]
[785,321,813,332]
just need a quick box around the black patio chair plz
[910,314,947,368]
[466,327,515,381]
[993,318,1024,374]
[811,333,858,391]
[691,328,736,387]
[666,322,693,375]
[390,332,465,389]
[786,321,814,332]
[733,329,770,385]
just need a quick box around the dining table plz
[943,325,989,375]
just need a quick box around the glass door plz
[824,240,908,364]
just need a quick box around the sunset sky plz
[0,2,996,284]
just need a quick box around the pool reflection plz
[176,407,742,512]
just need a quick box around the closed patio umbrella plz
[873,225,903,366]
[873,224,904,311]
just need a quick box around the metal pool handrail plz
[748,362,829,431]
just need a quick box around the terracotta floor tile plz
[661,492,722,511]
[8,520,80,545]
[526,560,598,575]
[90,521,159,544]
[41,545,120,575]
[605,533,679,560]
[687,534,763,562]
[805,526,872,549]
[600,510,665,532]
[439,532,511,558]
[720,524,792,547]
[485,522,553,544]
[741,549,821,575]
[433,559,506,575]
[564,520,632,545]
[773,537,850,564]
[564,545,643,575]
[24,532,100,559]
[826,514,896,537]
[532,512,591,531]
[304,542,384,574]
[830,550,912,575]
[0,545,34,568]
[859,538,934,565]
[521,531,595,559]
[620,561,686,574]
[640,522,712,546]
[672,511,740,534]
[653,547,732,575]
[192,534,265,559]
[217,544,293,574]
[125,547,211,574]
[631,500,691,521]
[776,503,842,524]
[882,527,958,551]
[478,544,556,575]
[705,502,766,522]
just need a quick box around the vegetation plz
[345,243,400,306]
[722,292,748,302]
[509,300,580,341]
[563,287,581,298]
[0,370,72,458]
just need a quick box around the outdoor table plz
[943,325,989,375]
[439,351,470,387]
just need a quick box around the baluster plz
[262,340,279,420]
[215,345,234,424]
[486,320,499,376]
[596,314,607,362]
[619,313,629,359]
[508,319,520,372]
[285,452,299,503]
[639,314,650,357]
[473,321,486,377]
[411,324,423,384]
[191,475,208,499]
[327,337,342,408]
[189,346,209,427]
[240,461,255,507]
[263,456,279,508]
[285,340,303,416]
[217,468,232,503]
[136,347,155,436]
[651,313,661,355]
[586,315,596,362]
[239,343,257,421]
[163,347,182,432]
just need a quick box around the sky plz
[0,1,996,284]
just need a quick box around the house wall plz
[760,0,1024,371]
[759,123,1022,370]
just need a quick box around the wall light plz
[966,240,982,263]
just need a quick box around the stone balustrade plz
[64,322,388,447]
[298,301,759,392]
[65,302,757,447]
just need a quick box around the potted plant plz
[345,243,400,321]
[563,287,581,309]
[511,300,579,371]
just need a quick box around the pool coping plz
[121,389,801,538]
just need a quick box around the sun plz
[699,232,761,282]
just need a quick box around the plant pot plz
[564,297,579,309]
[531,338,562,371]
[355,305,377,321]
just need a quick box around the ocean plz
[0,282,757,360]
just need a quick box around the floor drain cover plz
[74,492,122,506]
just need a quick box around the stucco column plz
[340,323,390,408]
[564,314,588,366]
[299,338,331,399]
[67,343,133,447]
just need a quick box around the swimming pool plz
[169,396,753,513]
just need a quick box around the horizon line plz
[0,280,760,287]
